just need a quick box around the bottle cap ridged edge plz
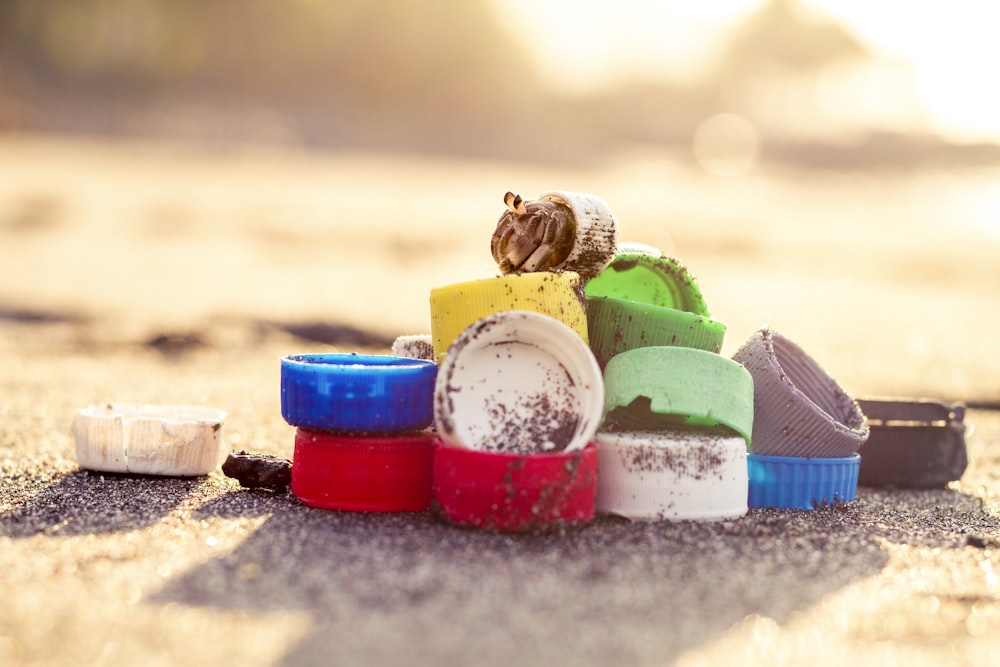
[732,328,868,457]
[291,428,434,512]
[747,453,860,510]
[432,441,598,532]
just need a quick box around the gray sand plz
[2,138,999,666]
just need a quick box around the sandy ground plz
[1,135,999,666]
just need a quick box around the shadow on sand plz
[3,460,998,665]
[0,470,201,537]
[145,485,995,667]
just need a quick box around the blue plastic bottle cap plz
[280,353,437,433]
[747,453,860,510]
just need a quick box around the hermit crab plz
[490,190,619,280]
[491,192,575,274]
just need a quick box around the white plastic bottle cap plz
[434,311,604,455]
[391,334,436,361]
[537,190,619,280]
[596,428,748,521]
[73,403,227,476]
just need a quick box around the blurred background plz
[1,0,998,400]
[4,0,1000,167]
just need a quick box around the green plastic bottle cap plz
[602,346,754,447]
[584,253,711,316]
[586,295,726,369]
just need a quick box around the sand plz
[1,135,999,666]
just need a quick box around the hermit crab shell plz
[492,190,618,281]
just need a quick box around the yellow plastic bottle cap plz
[429,271,588,364]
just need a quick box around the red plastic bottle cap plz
[292,428,434,512]
[432,440,598,532]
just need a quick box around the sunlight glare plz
[494,0,1000,142]
[491,0,763,92]
[804,0,1000,142]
